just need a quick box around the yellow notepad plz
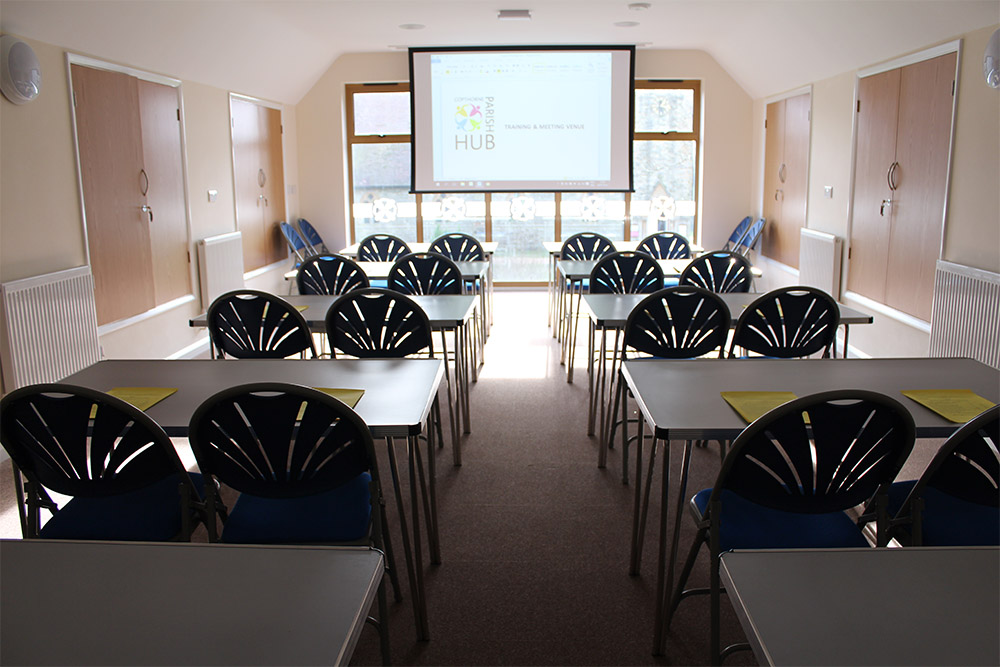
[721,391,798,423]
[313,388,365,409]
[901,389,996,423]
[90,387,177,417]
[295,305,309,312]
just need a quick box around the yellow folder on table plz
[721,391,798,424]
[901,389,996,423]
[89,387,177,417]
[313,388,365,409]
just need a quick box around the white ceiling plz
[2,0,997,104]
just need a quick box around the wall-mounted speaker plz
[1,35,42,104]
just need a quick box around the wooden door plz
[71,64,154,325]
[138,79,191,304]
[779,93,810,267]
[259,104,286,265]
[761,99,785,260]
[884,52,957,321]
[231,96,266,270]
[847,68,901,302]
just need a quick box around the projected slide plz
[411,47,634,193]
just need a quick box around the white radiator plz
[0,267,101,390]
[929,260,1000,369]
[197,232,244,307]
[799,228,843,299]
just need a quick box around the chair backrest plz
[207,289,316,359]
[679,250,753,293]
[711,390,915,544]
[560,232,615,260]
[729,286,840,358]
[0,383,194,537]
[590,251,665,295]
[428,233,485,261]
[623,286,731,359]
[325,287,433,358]
[722,216,753,251]
[280,221,311,264]
[734,217,765,257]
[188,382,379,500]
[296,253,369,296]
[296,218,329,254]
[637,231,692,259]
[388,252,463,295]
[357,234,411,262]
[893,406,999,545]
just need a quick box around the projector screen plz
[409,46,635,193]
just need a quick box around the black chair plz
[428,233,485,261]
[388,252,463,296]
[296,253,369,296]
[0,383,212,541]
[589,251,665,295]
[666,389,914,665]
[637,231,692,260]
[357,233,411,262]
[728,286,840,358]
[665,390,915,663]
[296,217,330,254]
[206,289,317,359]
[187,382,391,661]
[885,405,999,546]
[679,250,753,293]
[560,231,615,261]
[721,216,753,252]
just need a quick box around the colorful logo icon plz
[455,104,483,131]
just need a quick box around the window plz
[345,79,700,283]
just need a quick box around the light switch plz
[824,186,834,199]
[207,189,218,203]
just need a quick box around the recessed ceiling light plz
[628,2,651,10]
[614,21,640,27]
[399,23,425,30]
[498,9,532,20]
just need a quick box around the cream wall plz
[0,35,295,368]
[295,49,754,253]
[751,24,1000,358]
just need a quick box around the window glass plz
[351,143,417,243]
[421,193,487,240]
[631,140,697,241]
[635,88,694,134]
[560,192,626,241]
[352,92,411,136]
[491,193,556,282]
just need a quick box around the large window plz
[345,80,700,283]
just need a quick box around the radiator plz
[197,232,244,307]
[0,267,101,390]
[798,228,843,299]
[929,260,1000,369]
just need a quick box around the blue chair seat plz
[693,488,869,553]
[39,472,206,541]
[663,278,680,287]
[888,480,1000,546]
[369,278,389,289]
[220,472,372,544]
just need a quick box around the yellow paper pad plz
[901,389,996,423]
[295,305,309,312]
[313,388,365,409]
[90,387,177,417]
[722,391,798,423]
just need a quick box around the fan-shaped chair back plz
[637,232,692,260]
[428,233,485,261]
[357,234,411,262]
[207,290,316,359]
[296,218,329,254]
[890,405,999,546]
[296,254,369,296]
[679,250,753,293]
[280,221,311,264]
[718,391,914,515]
[388,252,463,295]
[325,288,433,358]
[0,383,200,540]
[590,251,664,295]
[722,216,753,251]
[560,232,615,260]
[729,286,839,358]
[734,217,765,257]
[623,286,731,359]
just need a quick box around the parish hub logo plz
[453,97,495,150]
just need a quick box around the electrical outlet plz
[207,189,218,203]
[824,186,834,199]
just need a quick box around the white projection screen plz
[410,46,635,193]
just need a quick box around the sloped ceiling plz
[1,0,997,104]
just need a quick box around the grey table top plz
[621,357,1000,440]
[720,547,1000,666]
[191,294,477,330]
[0,539,384,666]
[542,240,705,254]
[60,358,443,437]
[557,258,692,279]
[583,292,874,327]
[357,260,489,280]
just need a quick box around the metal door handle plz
[778,163,786,183]
[139,169,149,196]
[888,161,899,191]
[775,189,784,201]
[880,199,892,216]
[140,204,153,223]
[258,168,266,188]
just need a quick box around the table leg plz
[406,434,430,640]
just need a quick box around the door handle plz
[139,169,149,196]
[778,163,786,183]
[880,199,892,217]
[775,189,784,201]
[257,168,266,188]
[888,161,899,191]
[257,193,268,207]
[140,204,154,223]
